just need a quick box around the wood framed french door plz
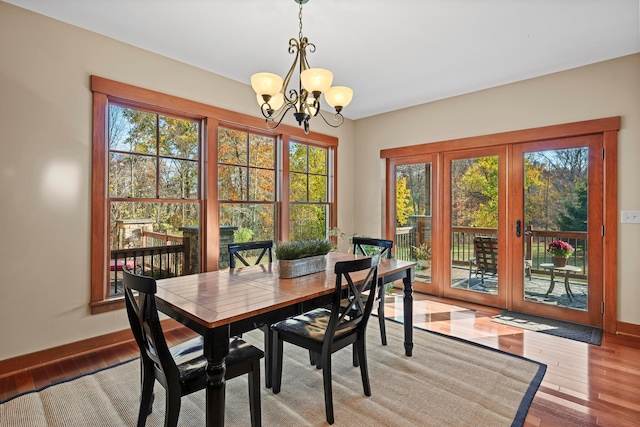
[509,135,604,327]
[382,117,619,331]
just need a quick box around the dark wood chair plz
[352,237,393,346]
[271,256,380,425]
[228,240,273,268]
[227,240,274,387]
[123,269,264,427]
[468,236,498,286]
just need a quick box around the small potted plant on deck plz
[275,238,333,278]
[411,243,432,270]
[547,240,574,267]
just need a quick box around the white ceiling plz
[4,0,640,120]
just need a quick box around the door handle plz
[516,220,521,238]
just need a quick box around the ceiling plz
[4,0,640,120]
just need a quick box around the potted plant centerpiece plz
[411,243,432,270]
[547,240,574,267]
[275,238,333,278]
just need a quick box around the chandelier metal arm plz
[316,110,345,128]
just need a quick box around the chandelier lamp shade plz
[250,0,353,134]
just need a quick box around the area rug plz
[493,310,603,345]
[0,321,545,427]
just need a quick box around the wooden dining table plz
[155,251,415,427]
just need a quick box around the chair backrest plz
[473,236,498,275]
[352,237,393,259]
[228,240,273,268]
[325,255,380,343]
[123,269,178,388]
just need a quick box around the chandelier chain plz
[298,1,304,41]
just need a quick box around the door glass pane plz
[395,163,432,285]
[451,156,499,294]
[523,148,589,311]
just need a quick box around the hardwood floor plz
[2,293,640,426]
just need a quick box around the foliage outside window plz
[290,141,329,241]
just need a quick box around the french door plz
[510,135,604,326]
[384,120,614,328]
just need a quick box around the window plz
[107,104,201,297]
[289,141,330,241]
[91,76,337,313]
[218,127,277,267]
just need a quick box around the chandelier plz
[250,0,353,134]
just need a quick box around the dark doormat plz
[492,310,603,345]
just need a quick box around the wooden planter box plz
[278,255,327,278]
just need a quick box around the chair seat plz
[272,308,356,342]
[172,337,264,385]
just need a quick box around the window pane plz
[249,168,275,201]
[219,203,276,242]
[309,175,327,202]
[290,172,307,202]
[218,128,247,165]
[109,153,156,198]
[308,146,326,174]
[218,165,247,200]
[159,116,198,160]
[109,105,157,154]
[290,142,307,172]
[159,158,198,199]
[249,134,275,168]
[109,201,200,296]
[290,204,327,241]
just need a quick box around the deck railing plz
[394,225,587,278]
[109,236,190,296]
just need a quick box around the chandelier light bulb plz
[250,73,283,98]
[324,86,353,111]
[300,68,333,95]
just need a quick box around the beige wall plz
[0,2,355,360]
[1,1,638,361]
[354,53,640,326]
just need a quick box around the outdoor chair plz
[468,236,498,286]
[227,240,274,387]
[352,236,393,347]
[271,256,380,425]
[123,269,263,427]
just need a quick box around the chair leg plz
[164,388,182,427]
[137,366,155,427]
[357,338,371,396]
[377,288,387,346]
[352,344,359,367]
[272,333,284,394]
[248,359,262,427]
[261,325,272,388]
[322,352,334,425]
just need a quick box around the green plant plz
[412,243,431,260]
[275,239,333,260]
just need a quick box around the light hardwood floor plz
[1,293,639,426]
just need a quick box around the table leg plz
[204,327,230,427]
[403,267,414,357]
[564,272,574,301]
[545,269,556,297]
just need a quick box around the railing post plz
[183,236,190,276]
[525,225,532,262]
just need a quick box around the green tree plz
[557,181,588,231]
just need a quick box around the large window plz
[289,141,330,241]
[91,76,338,313]
[107,105,201,296]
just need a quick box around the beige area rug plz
[0,321,545,427]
